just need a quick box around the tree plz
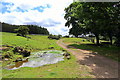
[2,23,49,35]
[64,2,102,45]
[64,2,119,45]
[15,26,29,37]
[64,2,86,37]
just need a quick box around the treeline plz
[1,22,49,35]
[64,2,120,46]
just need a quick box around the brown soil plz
[57,39,119,78]
[0,47,9,50]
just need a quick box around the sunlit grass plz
[2,32,61,51]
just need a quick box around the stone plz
[63,52,70,56]
[4,58,9,61]
[48,47,54,49]
[13,57,22,62]
[13,47,31,57]
[66,56,71,60]
[4,54,10,58]
[21,50,30,57]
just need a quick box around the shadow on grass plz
[68,43,119,62]
[68,43,119,78]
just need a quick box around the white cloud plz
[0,0,73,35]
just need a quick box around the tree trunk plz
[75,35,78,38]
[109,35,113,45]
[95,34,100,45]
[115,36,120,46]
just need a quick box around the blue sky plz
[0,0,73,35]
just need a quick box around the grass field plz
[1,32,93,78]
[63,38,120,62]
[1,32,61,51]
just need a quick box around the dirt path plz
[57,39,119,78]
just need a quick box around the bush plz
[114,40,120,46]
[63,35,69,38]
[48,34,62,40]
[99,36,109,41]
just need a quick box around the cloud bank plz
[0,0,73,35]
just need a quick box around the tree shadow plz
[67,43,119,78]
[67,43,119,62]
[77,53,119,78]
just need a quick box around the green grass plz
[1,32,61,51]
[63,38,120,62]
[1,32,93,78]
[2,55,81,78]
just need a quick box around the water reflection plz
[6,50,64,70]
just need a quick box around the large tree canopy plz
[64,2,120,45]
[15,26,29,37]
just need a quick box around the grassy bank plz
[63,38,120,62]
[1,32,61,51]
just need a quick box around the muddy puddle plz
[5,50,65,70]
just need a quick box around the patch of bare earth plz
[0,47,9,50]
[57,39,119,78]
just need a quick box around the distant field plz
[63,38,120,62]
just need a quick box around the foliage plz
[27,25,49,35]
[1,22,49,35]
[15,26,29,37]
[64,2,120,46]
[63,35,69,38]
[48,34,62,40]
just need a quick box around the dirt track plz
[57,39,119,78]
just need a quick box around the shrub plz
[63,35,69,38]
[48,34,62,40]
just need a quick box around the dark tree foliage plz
[26,25,49,35]
[1,22,49,35]
[64,2,120,46]
[2,23,18,33]
[15,26,29,37]
[48,34,62,40]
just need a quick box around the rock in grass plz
[4,58,9,61]
[63,52,70,56]
[13,47,31,57]
[21,50,30,57]
[63,52,71,60]
[13,57,22,62]
[48,47,54,49]
[66,56,71,60]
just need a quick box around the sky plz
[0,0,73,35]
